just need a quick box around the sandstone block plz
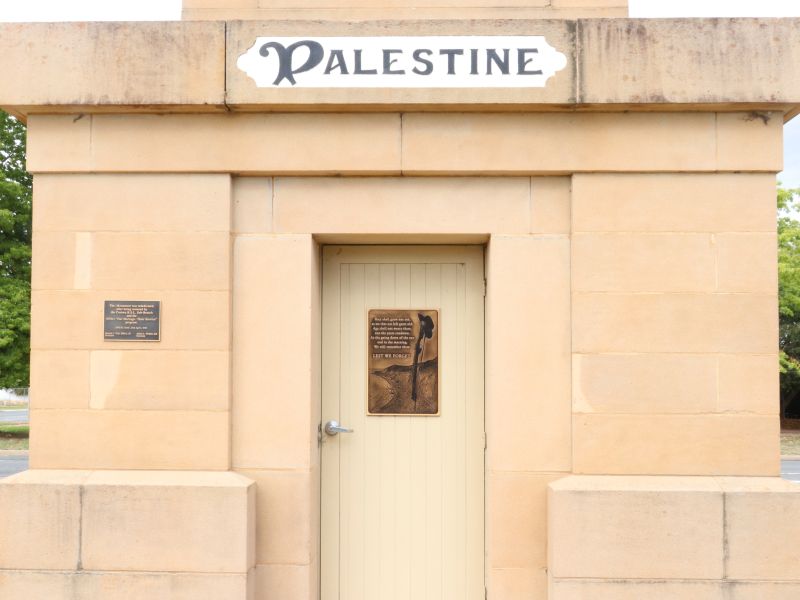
[0,571,76,599]
[572,174,776,233]
[530,177,571,234]
[0,22,225,108]
[572,293,777,354]
[552,0,624,6]
[81,470,254,573]
[0,570,252,600]
[31,290,230,351]
[572,414,778,476]
[192,6,627,20]
[30,350,90,409]
[89,232,230,291]
[579,19,800,106]
[487,568,547,600]
[75,571,252,600]
[725,582,800,600]
[186,0,258,7]
[716,112,783,172]
[572,233,716,292]
[30,409,230,470]
[235,469,317,565]
[273,177,530,234]
[549,476,724,579]
[25,115,86,173]
[233,235,318,470]
[31,231,79,291]
[715,233,777,294]
[486,235,571,472]
[488,472,563,569]
[28,114,402,174]
[89,350,229,411]
[254,564,316,600]
[722,477,800,581]
[572,353,717,414]
[0,470,87,570]
[234,177,273,234]
[33,174,232,232]
[717,354,778,415]
[550,579,723,600]
[403,113,717,174]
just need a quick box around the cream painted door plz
[321,246,485,600]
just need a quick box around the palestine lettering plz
[237,36,568,89]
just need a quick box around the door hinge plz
[482,431,487,450]
[483,278,487,297]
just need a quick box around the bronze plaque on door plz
[368,309,439,415]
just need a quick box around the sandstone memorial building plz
[1,0,800,598]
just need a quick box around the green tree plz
[0,110,31,388]
[778,184,800,418]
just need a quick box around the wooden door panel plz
[322,247,485,600]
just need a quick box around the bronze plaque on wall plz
[368,309,439,415]
[104,301,161,341]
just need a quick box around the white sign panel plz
[237,36,567,88]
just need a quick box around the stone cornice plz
[1,18,798,118]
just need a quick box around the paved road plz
[0,455,28,479]
[782,459,800,483]
[0,409,28,423]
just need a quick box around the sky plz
[0,0,797,188]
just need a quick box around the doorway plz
[320,245,485,600]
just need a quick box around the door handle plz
[323,420,353,436]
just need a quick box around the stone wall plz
[3,19,800,113]
[182,0,628,21]
[1,15,798,600]
[17,108,785,599]
[0,471,255,599]
[549,476,800,598]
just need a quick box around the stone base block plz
[549,580,721,600]
[549,580,800,600]
[0,470,256,600]
[549,476,800,599]
[0,570,253,600]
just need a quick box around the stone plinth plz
[549,476,800,598]
[0,470,256,600]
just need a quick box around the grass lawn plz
[0,437,28,450]
[781,432,800,456]
[0,405,26,410]
[0,424,28,437]
[0,423,29,451]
